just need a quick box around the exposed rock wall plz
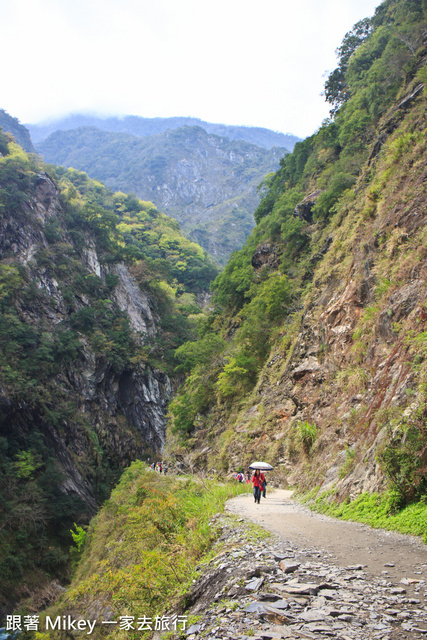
[0,170,171,512]
[200,96,427,500]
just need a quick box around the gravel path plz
[225,489,427,583]
[177,488,427,640]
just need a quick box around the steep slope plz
[0,109,35,153]
[36,126,287,265]
[27,113,300,150]
[0,133,216,609]
[35,464,246,638]
[167,0,427,510]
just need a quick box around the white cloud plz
[1,0,381,138]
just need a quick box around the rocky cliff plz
[167,0,427,511]
[0,167,170,483]
[0,136,200,607]
[179,84,427,501]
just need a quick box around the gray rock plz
[245,577,265,591]
[185,624,202,635]
[243,602,269,614]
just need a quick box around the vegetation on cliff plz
[0,110,35,153]
[168,0,427,513]
[36,463,247,640]
[2,0,427,626]
[0,132,217,606]
[35,125,287,265]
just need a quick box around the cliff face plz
[192,88,427,500]
[167,0,427,508]
[0,171,171,505]
[0,144,176,606]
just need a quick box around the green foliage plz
[211,249,256,312]
[0,432,85,598]
[377,414,427,505]
[55,169,218,293]
[169,330,228,437]
[0,140,218,603]
[296,421,318,455]
[70,523,87,553]
[0,127,12,156]
[216,352,259,400]
[45,463,248,638]
[254,0,427,235]
[0,144,40,215]
[324,18,373,113]
[305,488,427,542]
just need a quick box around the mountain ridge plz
[36,125,288,265]
[26,113,301,150]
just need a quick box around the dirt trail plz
[225,488,427,583]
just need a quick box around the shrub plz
[296,421,318,455]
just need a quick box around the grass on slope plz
[302,488,427,542]
[36,462,248,639]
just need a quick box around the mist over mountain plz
[26,114,300,151]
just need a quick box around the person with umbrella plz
[249,462,273,503]
[251,469,264,504]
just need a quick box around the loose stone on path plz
[170,513,427,640]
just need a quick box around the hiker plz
[261,475,267,498]
[251,469,264,504]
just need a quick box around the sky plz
[1,0,381,139]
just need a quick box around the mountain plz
[0,132,217,608]
[3,0,427,623]
[0,109,35,153]
[167,0,427,510]
[26,114,300,151]
[36,125,288,265]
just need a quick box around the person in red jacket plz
[251,469,265,504]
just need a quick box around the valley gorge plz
[1,0,427,636]
[34,125,289,266]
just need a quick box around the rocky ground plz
[166,490,427,640]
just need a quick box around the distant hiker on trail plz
[246,471,251,484]
[251,469,264,504]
